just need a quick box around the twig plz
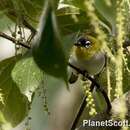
[0,32,31,49]
[68,63,112,130]
[69,63,112,112]
[23,19,37,44]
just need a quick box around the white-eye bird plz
[68,34,106,83]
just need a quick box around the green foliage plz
[0,0,43,26]
[94,0,116,28]
[28,75,63,130]
[12,55,44,100]
[57,8,92,34]
[0,15,13,30]
[33,1,68,85]
[0,0,130,129]
[0,56,29,127]
[63,0,86,11]
[0,0,59,27]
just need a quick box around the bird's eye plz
[75,37,91,48]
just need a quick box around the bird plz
[68,34,106,83]
[68,34,112,130]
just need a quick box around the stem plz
[0,32,30,49]
[23,19,37,44]
[69,63,111,112]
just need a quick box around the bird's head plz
[73,35,102,60]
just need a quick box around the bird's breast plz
[69,52,105,75]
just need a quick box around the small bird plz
[69,35,111,130]
[68,34,106,83]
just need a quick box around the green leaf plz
[62,0,116,34]
[0,56,29,127]
[63,0,86,11]
[94,0,116,29]
[123,54,130,93]
[63,0,116,27]
[33,1,68,85]
[93,90,107,112]
[56,7,92,35]
[29,74,63,130]
[0,14,14,30]
[12,55,44,100]
[0,0,60,28]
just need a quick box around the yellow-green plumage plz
[68,35,105,83]
[75,35,102,60]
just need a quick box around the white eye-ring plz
[85,41,91,48]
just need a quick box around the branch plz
[68,63,112,112]
[68,63,112,130]
[0,32,31,49]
